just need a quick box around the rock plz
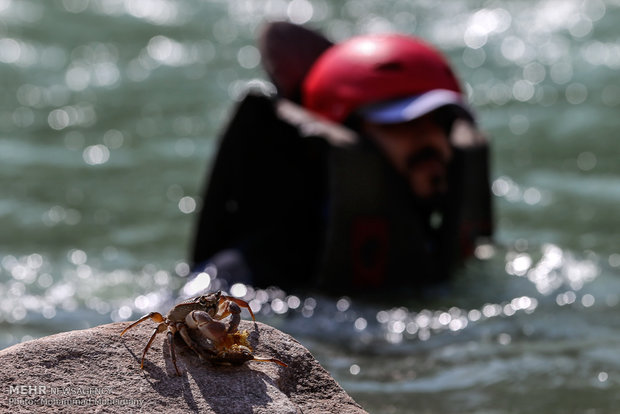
[0,320,367,413]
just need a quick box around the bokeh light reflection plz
[124,0,183,26]
[181,271,211,298]
[287,0,314,24]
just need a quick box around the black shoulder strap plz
[190,91,335,288]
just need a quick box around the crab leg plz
[119,312,169,370]
[251,356,288,367]
[120,311,166,336]
[167,330,181,376]
[140,323,167,368]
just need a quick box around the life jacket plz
[191,89,493,293]
[316,126,494,293]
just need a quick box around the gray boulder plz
[0,320,367,413]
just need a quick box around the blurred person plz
[187,22,493,296]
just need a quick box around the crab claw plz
[220,295,255,321]
[186,310,228,343]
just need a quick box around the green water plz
[2,0,620,412]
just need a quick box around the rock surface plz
[0,320,367,413]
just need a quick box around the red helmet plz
[302,34,463,123]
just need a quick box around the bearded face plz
[363,113,453,200]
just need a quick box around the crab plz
[120,291,286,375]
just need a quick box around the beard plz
[405,146,447,171]
[404,147,450,203]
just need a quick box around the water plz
[2,0,620,412]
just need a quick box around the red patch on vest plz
[351,218,389,288]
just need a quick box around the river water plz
[2,0,620,412]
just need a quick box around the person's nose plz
[415,119,452,159]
